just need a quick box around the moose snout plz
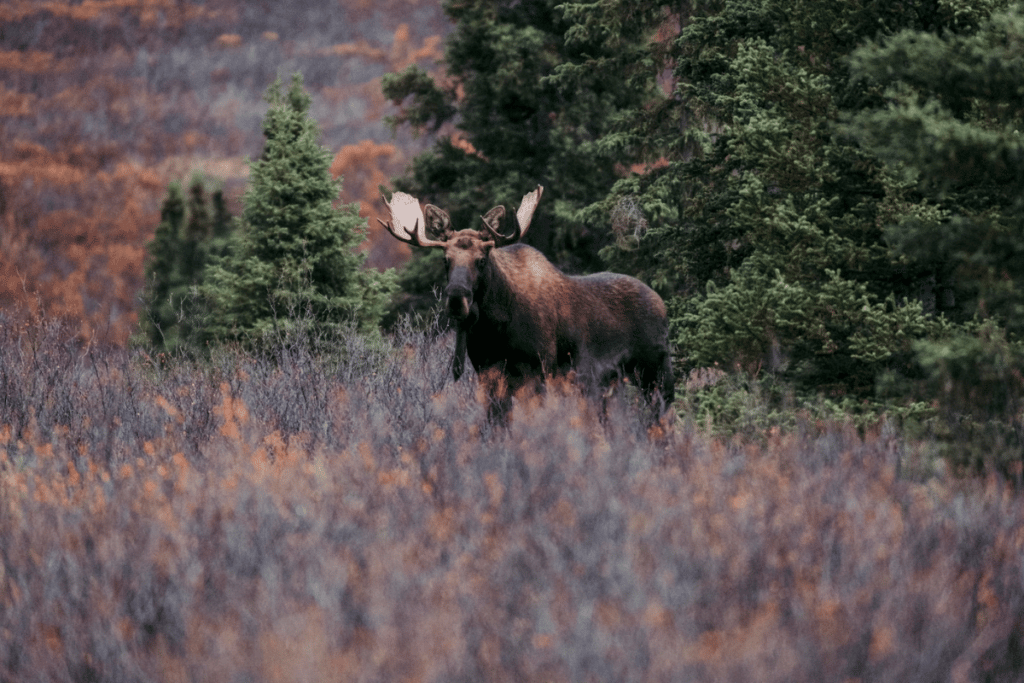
[445,266,475,319]
[446,284,472,319]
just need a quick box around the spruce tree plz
[140,182,186,350]
[845,3,1024,453]
[210,186,232,239]
[203,74,396,344]
[181,175,210,284]
[555,0,1003,400]
[846,3,1024,337]
[140,176,236,353]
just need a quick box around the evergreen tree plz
[203,74,396,344]
[555,0,1003,399]
[140,181,186,350]
[381,0,660,317]
[846,2,1024,337]
[844,3,1024,455]
[181,175,211,284]
[140,176,237,353]
[210,185,232,239]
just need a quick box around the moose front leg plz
[452,329,468,381]
[474,366,513,424]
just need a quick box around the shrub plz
[1,311,1023,682]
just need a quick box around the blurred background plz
[0,0,449,343]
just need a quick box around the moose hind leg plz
[634,351,675,415]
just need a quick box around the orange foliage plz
[320,26,443,72]
[0,85,36,116]
[215,33,243,49]
[331,139,399,212]
[0,50,65,73]
[621,156,670,176]
[343,0,431,12]
[388,24,445,71]
[331,139,412,268]
[0,0,223,27]
[322,40,388,62]
[0,327,1017,681]
[213,382,250,441]
[450,131,485,159]
[0,151,161,341]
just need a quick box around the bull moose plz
[378,186,674,418]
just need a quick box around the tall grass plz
[1,312,1022,682]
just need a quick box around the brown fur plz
[379,186,674,420]
[469,244,674,412]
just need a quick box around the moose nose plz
[446,267,473,319]
[446,284,472,319]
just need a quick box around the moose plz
[378,186,674,419]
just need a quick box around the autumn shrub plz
[1,312,1023,682]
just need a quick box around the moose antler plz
[377,192,448,248]
[516,184,543,235]
[481,185,544,245]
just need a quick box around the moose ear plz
[481,206,505,235]
[424,204,452,239]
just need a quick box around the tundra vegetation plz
[2,312,1024,682]
[0,0,446,343]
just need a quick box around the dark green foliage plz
[558,0,1011,404]
[872,322,1024,477]
[141,181,185,349]
[914,324,1024,464]
[203,74,396,345]
[846,3,1024,336]
[382,65,457,133]
[382,0,661,318]
[841,3,1024,464]
[382,248,446,328]
[140,176,236,353]
[379,0,1024,468]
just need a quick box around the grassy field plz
[1,313,1022,682]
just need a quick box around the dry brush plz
[0,314,1022,682]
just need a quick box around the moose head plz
[377,186,543,322]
